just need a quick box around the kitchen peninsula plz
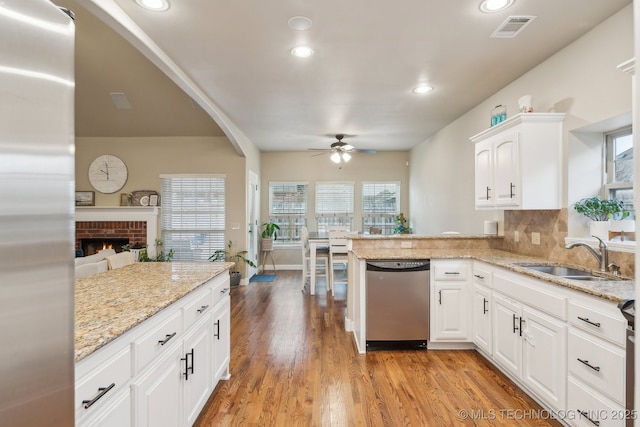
[75,262,234,427]
[347,234,634,424]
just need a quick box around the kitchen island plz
[75,261,234,427]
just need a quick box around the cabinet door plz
[212,297,231,382]
[432,283,469,341]
[474,141,493,207]
[184,315,213,427]
[472,284,492,355]
[84,388,131,427]
[521,306,567,411]
[493,133,520,207]
[134,346,183,427]
[492,293,522,378]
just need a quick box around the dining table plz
[307,231,329,295]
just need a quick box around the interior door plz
[247,171,259,279]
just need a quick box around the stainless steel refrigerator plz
[0,1,75,425]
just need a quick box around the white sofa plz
[74,249,115,278]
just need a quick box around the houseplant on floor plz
[260,222,280,251]
[573,195,629,240]
[209,240,256,286]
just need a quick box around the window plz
[362,182,400,234]
[160,175,225,262]
[315,182,354,232]
[605,127,633,216]
[268,182,308,244]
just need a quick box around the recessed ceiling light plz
[479,0,514,13]
[291,46,314,58]
[288,16,312,31]
[135,0,170,11]
[413,85,433,94]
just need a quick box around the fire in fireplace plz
[81,238,130,256]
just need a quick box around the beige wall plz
[75,136,248,268]
[260,150,410,266]
[410,5,634,237]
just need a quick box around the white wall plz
[410,5,633,235]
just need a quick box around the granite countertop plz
[349,233,503,240]
[75,262,233,362]
[351,248,635,304]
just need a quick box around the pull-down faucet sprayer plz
[565,236,609,272]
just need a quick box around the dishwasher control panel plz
[366,260,430,271]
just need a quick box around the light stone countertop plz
[75,262,233,362]
[351,248,635,304]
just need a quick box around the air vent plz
[109,92,132,109]
[490,16,536,38]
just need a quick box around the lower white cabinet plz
[430,260,471,342]
[472,282,492,355]
[76,273,231,427]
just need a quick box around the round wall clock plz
[88,154,128,194]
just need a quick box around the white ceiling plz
[66,0,631,152]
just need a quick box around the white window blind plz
[362,182,400,234]
[269,182,308,243]
[160,175,226,262]
[316,182,354,231]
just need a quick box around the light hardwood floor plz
[195,271,561,426]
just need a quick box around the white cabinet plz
[212,294,231,383]
[430,260,471,342]
[470,112,565,210]
[471,263,493,355]
[183,315,214,427]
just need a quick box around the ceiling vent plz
[490,16,536,38]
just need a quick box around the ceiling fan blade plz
[311,151,330,157]
[353,149,377,154]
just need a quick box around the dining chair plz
[106,251,135,270]
[300,226,328,292]
[369,227,382,234]
[328,230,349,296]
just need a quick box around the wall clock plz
[88,154,128,194]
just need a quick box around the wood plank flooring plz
[195,271,562,427]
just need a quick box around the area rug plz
[249,274,276,282]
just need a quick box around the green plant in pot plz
[573,195,629,240]
[209,240,256,287]
[260,222,280,252]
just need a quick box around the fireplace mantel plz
[75,207,159,255]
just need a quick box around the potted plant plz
[209,240,256,287]
[260,222,280,251]
[573,196,629,240]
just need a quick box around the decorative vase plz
[261,238,273,251]
[589,221,610,241]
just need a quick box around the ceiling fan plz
[309,134,377,163]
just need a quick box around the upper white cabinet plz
[470,113,565,210]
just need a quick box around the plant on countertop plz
[208,240,256,269]
[393,213,412,234]
[261,222,280,240]
[573,196,629,221]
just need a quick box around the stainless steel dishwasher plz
[366,259,430,349]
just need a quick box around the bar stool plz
[300,226,328,292]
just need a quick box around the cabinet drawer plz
[568,329,625,404]
[568,301,626,347]
[567,377,626,427]
[472,264,492,288]
[75,346,131,416]
[184,287,213,330]
[433,261,469,281]
[493,271,565,320]
[211,279,231,307]
[133,310,183,373]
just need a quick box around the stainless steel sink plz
[517,264,610,281]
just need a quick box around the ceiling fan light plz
[341,152,351,162]
[291,46,314,58]
[479,0,514,13]
[413,85,433,94]
[331,152,341,163]
[343,144,353,151]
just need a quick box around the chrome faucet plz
[565,236,608,272]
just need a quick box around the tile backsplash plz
[503,209,635,278]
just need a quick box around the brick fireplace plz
[75,207,160,257]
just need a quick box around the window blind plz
[269,182,308,243]
[315,182,354,214]
[160,175,226,262]
[362,182,400,214]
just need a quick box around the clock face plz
[88,155,128,194]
